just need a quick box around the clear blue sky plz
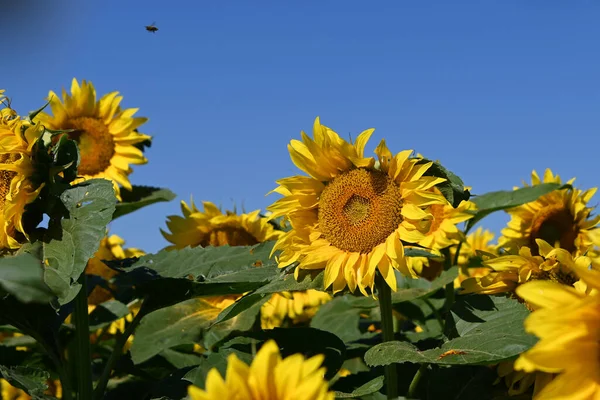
[2,1,599,253]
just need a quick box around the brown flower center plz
[200,227,259,247]
[529,204,578,255]
[0,153,21,213]
[65,117,115,176]
[318,168,403,253]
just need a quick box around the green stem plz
[375,273,398,400]
[407,364,427,399]
[441,247,455,313]
[93,301,145,400]
[73,274,93,400]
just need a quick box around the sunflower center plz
[318,168,403,253]
[65,117,115,176]
[427,204,446,234]
[0,153,21,213]
[529,204,578,255]
[201,227,259,247]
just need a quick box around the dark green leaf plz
[0,252,54,303]
[311,295,375,343]
[466,183,569,231]
[425,365,498,400]
[335,376,384,399]
[202,299,264,350]
[43,179,117,304]
[88,300,131,331]
[183,349,253,389]
[365,295,536,366]
[404,247,442,259]
[420,159,470,207]
[0,365,49,397]
[113,186,176,220]
[392,267,458,304]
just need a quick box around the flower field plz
[0,80,598,400]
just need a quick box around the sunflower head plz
[513,256,600,399]
[161,199,283,250]
[495,360,554,397]
[86,234,145,305]
[0,106,44,251]
[267,117,448,295]
[461,239,582,298]
[499,169,600,258]
[260,289,332,329]
[187,340,334,400]
[35,78,151,199]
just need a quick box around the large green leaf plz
[88,300,131,331]
[0,365,50,398]
[0,252,54,303]
[311,295,376,343]
[116,242,281,313]
[113,186,176,220]
[392,267,458,304]
[43,179,117,304]
[466,183,569,231]
[420,159,470,207]
[334,376,384,399]
[364,295,536,366]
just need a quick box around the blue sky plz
[2,1,599,253]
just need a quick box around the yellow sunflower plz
[188,340,334,400]
[260,290,332,329]
[267,117,447,295]
[87,233,145,305]
[162,200,283,250]
[452,227,496,287]
[495,360,554,398]
[498,169,600,258]
[162,200,332,331]
[514,253,600,399]
[0,106,44,250]
[461,239,580,296]
[35,78,150,199]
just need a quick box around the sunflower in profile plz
[87,234,145,305]
[162,200,282,250]
[188,340,334,400]
[461,239,580,296]
[267,117,447,295]
[514,253,600,399]
[499,169,600,259]
[452,227,496,287]
[35,78,150,199]
[0,105,44,250]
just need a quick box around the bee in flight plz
[145,22,158,33]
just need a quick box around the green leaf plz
[88,300,131,331]
[113,186,176,220]
[311,295,375,343]
[364,295,536,367]
[466,183,569,231]
[334,376,384,399]
[0,252,54,303]
[425,365,498,400]
[202,299,264,350]
[404,247,442,259]
[43,179,117,304]
[119,242,280,313]
[0,365,49,397]
[130,298,222,364]
[392,267,458,304]
[420,159,470,207]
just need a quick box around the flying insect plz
[145,22,158,33]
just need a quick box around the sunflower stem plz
[442,247,455,313]
[73,274,93,400]
[93,299,145,400]
[407,363,427,399]
[375,273,398,399]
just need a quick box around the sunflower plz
[498,169,600,259]
[452,227,497,287]
[35,78,150,199]
[0,106,44,250]
[87,234,145,305]
[461,239,580,296]
[260,290,332,329]
[162,200,283,250]
[495,360,554,398]
[267,117,447,295]
[513,253,600,399]
[187,340,334,400]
